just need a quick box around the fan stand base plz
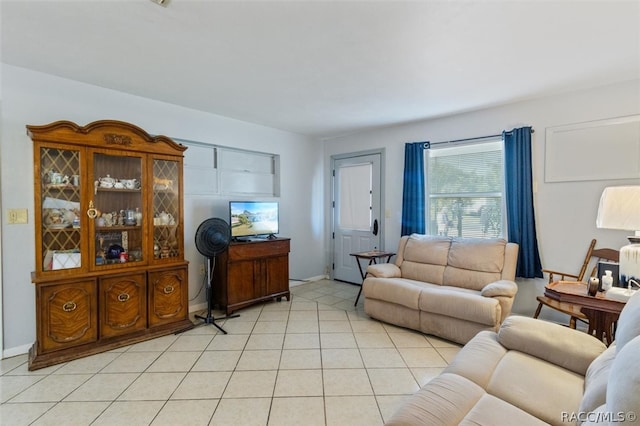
[194,311,240,334]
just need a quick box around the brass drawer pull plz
[117,293,130,302]
[62,301,77,312]
[163,285,174,294]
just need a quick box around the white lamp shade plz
[596,186,640,231]
[597,186,640,288]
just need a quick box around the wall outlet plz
[7,208,28,224]
[199,263,206,275]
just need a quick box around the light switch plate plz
[7,208,28,224]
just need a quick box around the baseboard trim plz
[3,343,30,359]
[189,302,208,313]
[290,275,329,287]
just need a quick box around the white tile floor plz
[0,280,460,426]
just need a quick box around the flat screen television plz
[229,201,279,239]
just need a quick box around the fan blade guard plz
[194,218,231,258]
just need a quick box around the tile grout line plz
[0,280,454,425]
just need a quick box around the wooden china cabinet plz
[27,120,193,370]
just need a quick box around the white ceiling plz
[2,0,639,138]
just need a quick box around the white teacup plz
[114,182,125,189]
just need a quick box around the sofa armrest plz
[498,315,607,375]
[480,280,518,298]
[366,263,401,278]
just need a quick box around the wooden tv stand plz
[212,238,290,314]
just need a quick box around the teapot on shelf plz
[158,211,175,225]
[121,178,140,190]
[96,174,116,188]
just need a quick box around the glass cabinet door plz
[91,153,144,268]
[40,146,82,272]
[152,158,181,261]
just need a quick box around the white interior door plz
[332,152,382,284]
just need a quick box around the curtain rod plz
[430,127,534,147]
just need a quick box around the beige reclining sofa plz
[363,234,519,344]
[387,290,640,425]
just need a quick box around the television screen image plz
[229,201,279,238]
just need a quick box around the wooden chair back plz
[575,239,597,282]
[543,239,620,284]
[587,247,620,280]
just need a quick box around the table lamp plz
[596,185,640,287]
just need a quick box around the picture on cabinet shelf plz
[96,231,126,264]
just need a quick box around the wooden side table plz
[350,250,395,306]
[544,281,626,345]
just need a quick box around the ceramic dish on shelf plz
[46,183,72,190]
[48,223,71,229]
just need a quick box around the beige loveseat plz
[363,234,519,344]
[387,290,640,426]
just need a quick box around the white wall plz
[3,63,639,354]
[323,79,640,318]
[0,64,325,354]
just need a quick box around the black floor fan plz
[194,217,238,334]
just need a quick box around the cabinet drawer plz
[227,239,290,261]
[149,267,188,327]
[99,273,147,338]
[39,280,98,352]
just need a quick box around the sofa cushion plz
[385,373,485,425]
[403,234,451,265]
[578,343,617,421]
[461,394,548,426]
[444,267,503,291]
[388,370,549,426]
[448,238,506,272]
[581,404,608,426]
[444,238,506,291]
[607,335,640,417]
[487,351,585,426]
[401,262,446,285]
[420,313,498,345]
[400,235,451,283]
[419,287,500,326]
[362,277,426,309]
[443,331,507,388]
[581,338,640,425]
[364,298,421,331]
[614,289,640,352]
[498,316,606,375]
